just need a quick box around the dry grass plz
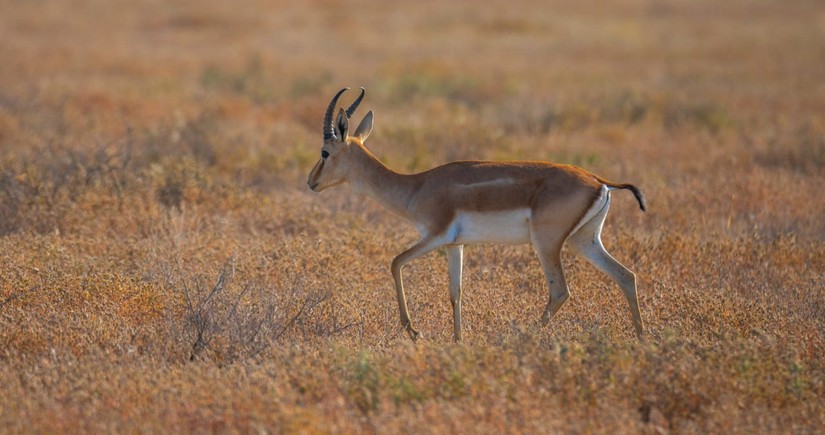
[1,0,823,433]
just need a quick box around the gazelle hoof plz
[407,328,421,341]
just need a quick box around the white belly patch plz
[448,209,532,245]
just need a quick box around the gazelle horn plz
[323,87,349,140]
[345,87,365,119]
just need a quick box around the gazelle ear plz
[353,111,374,143]
[335,108,349,141]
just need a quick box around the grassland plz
[1,0,823,432]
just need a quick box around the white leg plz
[568,201,644,338]
[446,245,464,341]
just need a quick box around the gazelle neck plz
[348,142,418,219]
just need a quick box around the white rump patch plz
[569,185,610,236]
[448,209,532,245]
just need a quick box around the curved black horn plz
[323,88,349,140]
[345,87,365,119]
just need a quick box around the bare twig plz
[0,286,39,310]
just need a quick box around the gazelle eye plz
[321,150,330,159]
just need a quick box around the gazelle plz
[308,87,647,341]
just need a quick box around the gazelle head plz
[307,87,374,192]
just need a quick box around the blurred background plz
[0,0,823,432]
[2,0,822,235]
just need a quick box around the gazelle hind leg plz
[529,184,597,326]
[530,234,570,324]
[446,245,464,342]
[568,200,644,338]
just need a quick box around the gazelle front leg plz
[391,235,445,341]
[446,245,464,342]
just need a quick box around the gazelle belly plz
[449,209,532,244]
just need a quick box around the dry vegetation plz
[1,0,823,433]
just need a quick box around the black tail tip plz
[629,186,647,212]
